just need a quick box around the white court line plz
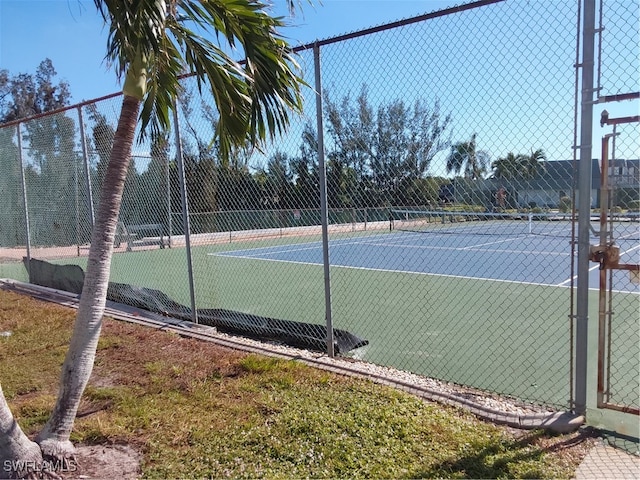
[209,252,560,288]
[460,235,528,250]
[332,233,574,256]
[209,252,323,268]
[211,240,569,258]
[210,244,322,258]
[556,242,640,288]
[351,240,570,257]
[210,233,572,258]
[208,252,639,294]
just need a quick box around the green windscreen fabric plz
[24,258,368,354]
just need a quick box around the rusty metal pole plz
[596,135,610,408]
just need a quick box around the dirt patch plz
[65,444,141,479]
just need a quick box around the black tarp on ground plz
[24,258,368,354]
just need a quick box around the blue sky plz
[0,0,637,169]
[0,0,460,102]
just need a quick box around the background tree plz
[0,60,79,250]
[324,86,375,208]
[260,151,294,208]
[0,0,307,477]
[324,88,451,208]
[491,152,524,181]
[491,149,546,208]
[290,122,320,208]
[491,149,546,181]
[446,133,490,180]
[520,148,546,180]
[0,59,70,123]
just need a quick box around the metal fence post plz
[574,0,597,416]
[16,123,31,278]
[314,42,335,357]
[166,154,173,246]
[173,102,198,324]
[78,106,96,230]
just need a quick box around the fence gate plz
[593,113,640,416]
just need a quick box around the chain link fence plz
[1,0,638,420]
[594,0,640,416]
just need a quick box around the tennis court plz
[211,213,640,293]
[196,215,638,409]
[6,213,636,410]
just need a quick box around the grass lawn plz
[0,288,596,479]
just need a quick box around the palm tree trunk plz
[0,385,44,479]
[35,95,141,458]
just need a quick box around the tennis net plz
[390,209,640,242]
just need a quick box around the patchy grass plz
[0,289,595,479]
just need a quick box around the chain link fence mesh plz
[0,0,638,415]
[315,0,581,408]
[595,0,640,415]
[0,127,25,265]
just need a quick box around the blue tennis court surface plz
[211,230,640,293]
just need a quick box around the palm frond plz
[94,0,306,158]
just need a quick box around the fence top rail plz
[0,91,123,130]
[0,0,504,131]
[291,0,505,53]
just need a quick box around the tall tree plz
[0,60,74,249]
[324,86,375,207]
[491,152,524,181]
[290,122,320,208]
[491,148,546,208]
[445,133,490,180]
[324,88,451,207]
[0,59,71,123]
[261,151,293,208]
[520,148,546,180]
[0,0,306,476]
[491,149,546,181]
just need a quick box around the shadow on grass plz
[410,428,597,479]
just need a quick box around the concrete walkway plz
[575,440,639,479]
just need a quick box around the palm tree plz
[520,148,546,180]
[491,149,546,208]
[518,148,546,208]
[492,149,546,181]
[0,0,306,476]
[445,133,490,180]
[491,152,524,180]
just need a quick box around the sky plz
[0,0,461,103]
[0,0,638,169]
